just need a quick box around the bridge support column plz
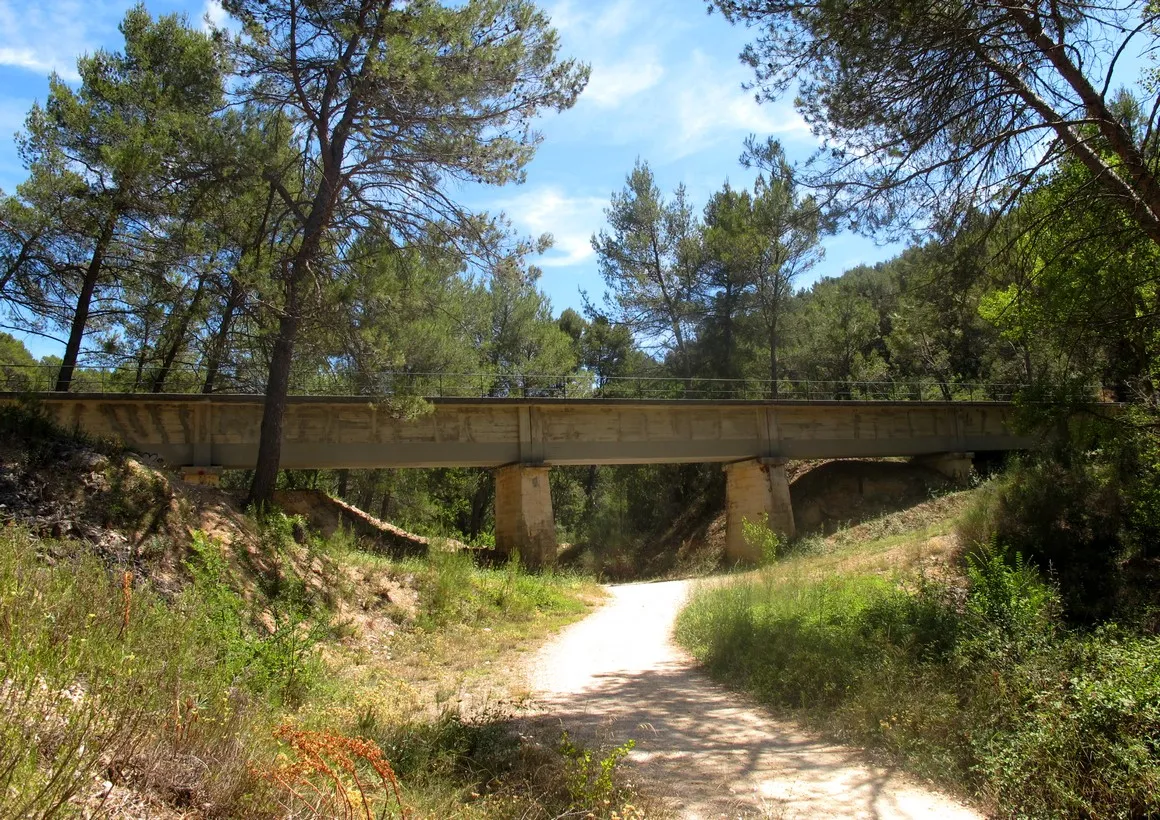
[912,452,974,484]
[495,464,556,569]
[724,458,795,564]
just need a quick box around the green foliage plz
[677,572,958,711]
[962,548,1058,652]
[741,514,780,563]
[957,456,1129,625]
[591,159,703,375]
[559,732,636,811]
[185,530,324,706]
[676,532,1160,818]
[0,527,273,818]
[354,708,642,819]
[408,549,587,630]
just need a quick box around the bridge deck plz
[8,392,1036,469]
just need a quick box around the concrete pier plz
[494,464,556,568]
[724,458,795,563]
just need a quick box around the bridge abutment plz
[724,458,795,563]
[912,451,974,483]
[494,464,556,569]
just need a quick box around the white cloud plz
[0,47,75,79]
[540,3,810,165]
[548,0,642,41]
[667,51,810,158]
[201,0,229,32]
[0,0,128,82]
[583,54,664,108]
[500,187,608,268]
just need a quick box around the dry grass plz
[0,405,627,819]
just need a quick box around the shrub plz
[741,514,780,564]
[677,572,958,712]
[185,531,325,706]
[404,548,587,630]
[961,548,1059,655]
[676,555,1160,818]
[957,458,1124,624]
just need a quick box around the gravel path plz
[529,579,982,820]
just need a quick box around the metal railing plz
[0,364,1027,402]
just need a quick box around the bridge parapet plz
[0,365,1029,402]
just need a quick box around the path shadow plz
[525,659,969,819]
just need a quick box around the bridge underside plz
[14,394,1033,567]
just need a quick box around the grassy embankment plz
[676,488,1160,819]
[0,404,644,820]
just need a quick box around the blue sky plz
[0,0,903,357]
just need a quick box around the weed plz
[185,531,324,706]
[559,732,636,812]
[0,526,276,819]
[742,514,780,564]
[257,723,406,820]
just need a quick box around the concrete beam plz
[4,393,1037,469]
[494,464,556,569]
[912,451,974,483]
[723,458,795,564]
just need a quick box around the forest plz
[0,0,1157,551]
[1,1,1160,817]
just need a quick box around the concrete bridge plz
[12,393,1035,565]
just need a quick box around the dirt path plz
[528,579,982,820]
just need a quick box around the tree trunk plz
[468,472,494,540]
[768,318,779,400]
[582,464,600,520]
[336,468,350,499]
[202,278,245,394]
[378,484,392,522]
[361,469,380,511]
[247,304,300,508]
[248,150,342,507]
[152,273,207,393]
[56,215,116,392]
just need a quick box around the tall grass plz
[676,552,1160,818]
[367,546,591,631]
[0,519,631,819]
[0,396,626,817]
[0,526,278,818]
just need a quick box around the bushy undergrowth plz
[957,417,1160,628]
[957,458,1127,624]
[0,518,614,818]
[676,548,1160,818]
[0,526,279,818]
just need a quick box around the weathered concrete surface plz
[13,394,1035,469]
[724,458,795,562]
[494,464,556,568]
